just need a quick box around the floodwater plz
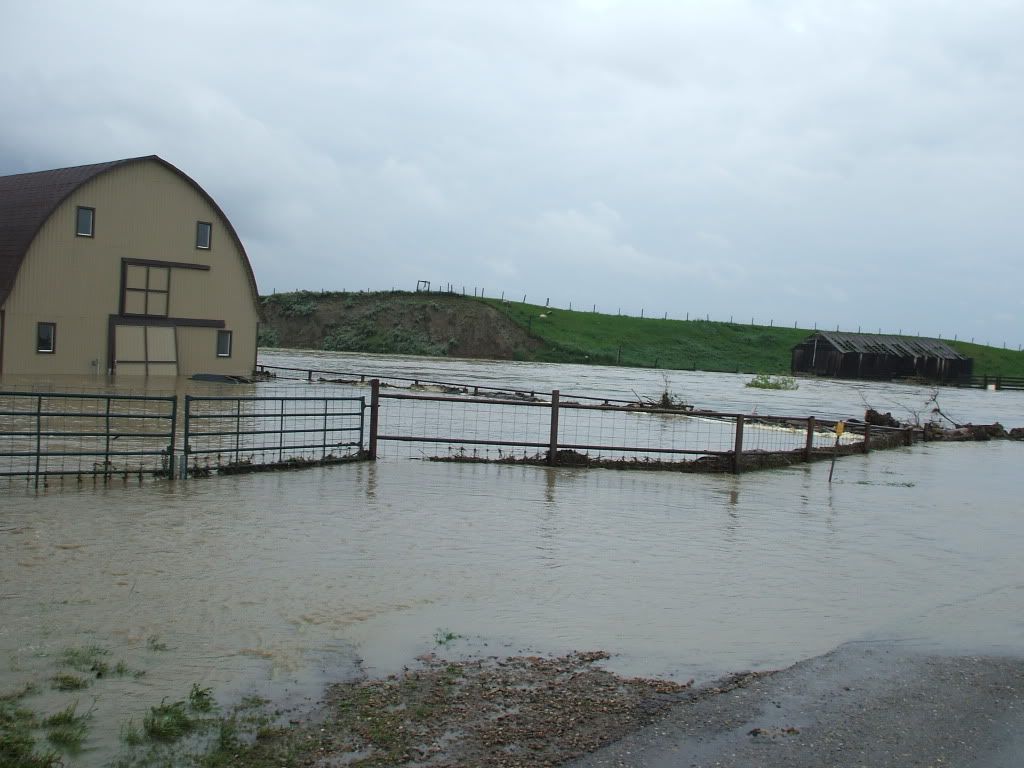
[2,352,1024,766]
[260,348,1024,426]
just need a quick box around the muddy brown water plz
[2,353,1024,766]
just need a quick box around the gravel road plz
[567,642,1024,768]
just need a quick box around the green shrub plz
[746,374,799,390]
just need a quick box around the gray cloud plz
[2,0,1021,345]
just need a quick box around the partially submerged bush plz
[746,374,799,390]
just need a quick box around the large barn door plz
[114,325,178,376]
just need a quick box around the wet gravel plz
[242,643,1024,767]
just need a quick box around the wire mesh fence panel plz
[557,406,737,461]
[376,394,551,460]
[183,395,365,476]
[0,391,176,485]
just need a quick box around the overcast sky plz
[2,1,1021,346]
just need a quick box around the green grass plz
[483,299,1024,377]
[61,644,110,674]
[262,290,1024,377]
[42,702,91,752]
[1,688,62,768]
[481,298,808,373]
[142,699,200,742]
[51,673,90,691]
[746,374,800,390]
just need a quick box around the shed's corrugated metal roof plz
[0,156,258,307]
[808,331,968,360]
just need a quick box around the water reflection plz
[2,363,1024,766]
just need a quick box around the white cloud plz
[1,0,1022,341]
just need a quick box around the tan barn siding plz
[1,159,258,377]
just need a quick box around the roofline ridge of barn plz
[0,155,258,306]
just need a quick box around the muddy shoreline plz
[162,642,1024,768]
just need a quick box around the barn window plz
[196,221,212,249]
[75,206,95,237]
[123,265,170,317]
[36,322,56,353]
[216,330,232,358]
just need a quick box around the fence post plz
[804,417,815,462]
[368,379,380,460]
[168,396,178,480]
[548,390,560,466]
[104,396,112,482]
[733,415,744,474]
[905,427,913,446]
[863,423,871,453]
[181,395,192,479]
[34,395,42,490]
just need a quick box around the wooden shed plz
[791,332,973,382]
[0,156,259,378]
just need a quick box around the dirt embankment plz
[259,291,542,359]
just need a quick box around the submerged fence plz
[367,382,913,473]
[0,391,177,486]
[180,394,365,477]
[1,378,915,486]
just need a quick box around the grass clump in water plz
[189,684,216,713]
[746,373,799,390]
[42,701,92,752]
[1,687,61,768]
[61,644,110,673]
[51,672,90,691]
[142,699,199,742]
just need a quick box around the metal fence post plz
[322,399,329,460]
[182,395,192,479]
[804,416,815,462]
[34,395,42,489]
[168,396,178,480]
[733,415,745,474]
[548,390,560,466]
[368,379,380,460]
[104,396,112,482]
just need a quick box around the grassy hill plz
[259,291,1024,377]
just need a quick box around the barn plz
[791,332,972,382]
[0,155,259,378]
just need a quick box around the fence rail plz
[953,374,1024,391]
[0,391,177,486]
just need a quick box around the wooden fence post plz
[804,416,815,462]
[548,390,560,466]
[733,415,744,474]
[368,379,380,460]
[863,423,871,453]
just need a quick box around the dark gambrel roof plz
[808,331,967,360]
[0,155,259,306]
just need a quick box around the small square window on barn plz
[75,206,95,237]
[196,221,212,249]
[216,329,232,358]
[36,322,56,353]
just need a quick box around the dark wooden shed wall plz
[791,333,973,381]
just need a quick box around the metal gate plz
[181,394,366,477]
[0,391,178,486]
